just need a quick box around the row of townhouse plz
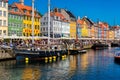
[0,0,41,37]
[0,0,119,40]
[41,8,116,40]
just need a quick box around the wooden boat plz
[78,50,87,53]
[114,53,120,62]
[13,44,68,59]
[91,43,108,50]
[69,49,87,55]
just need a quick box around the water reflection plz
[1,48,120,80]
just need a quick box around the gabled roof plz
[9,3,41,18]
[82,17,94,25]
[99,22,109,28]
[50,12,68,22]
[77,19,84,25]
[66,10,76,19]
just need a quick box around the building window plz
[44,17,46,20]
[23,9,27,14]
[0,10,2,16]
[0,20,2,26]
[8,23,11,27]
[3,20,6,26]
[3,30,6,35]
[3,3,6,8]
[30,11,32,15]
[0,30,2,36]
[0,2,2,7]
[3,11,6,17]
[14,8,18,12]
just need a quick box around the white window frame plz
[0,10,2,16]
[0,2,2,7]
[3,20,6,26]
[3,11,6,17]
[0,20,2,26]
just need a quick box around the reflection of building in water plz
[22,67,41,80]
[88,50,95,66]
[69,55,77,71]
[80,53,89,72]
[0,60,17,80]
[41,58,70,80]
[68,55,77,77]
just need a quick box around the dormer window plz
[56,16,58,20]
[8,7,12,11]
[14,8,18,12]
[36,13,38,16]
[23,9,27,14]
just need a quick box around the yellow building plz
[15,2,41,37]
[70,21,76,38]
[81,21,89,37]
[23,15,41,36]
[108,30,115,40]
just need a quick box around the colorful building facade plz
[8,0,41,37]
[8,4,23,36]
[81,21,89,37]
[77,17,83,38]
[41,11,70,38]
[108,29,115,40]
[99,22,109,39]
[58,8,76,39]
[0,0,8,37]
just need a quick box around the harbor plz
[1,0,120,80]
[0,48,120,80]
[0,38,119,61]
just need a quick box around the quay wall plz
[0,49,15,61]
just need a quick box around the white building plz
[114,26,120,39]
[41,12,70,38]
[0,0,8,37]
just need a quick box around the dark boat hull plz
[69,50,87,55]
[114,56,120,62]
[14,49,68,59]
[91,44,108,50]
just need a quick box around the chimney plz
[54,8,58,12]
[78,16,80,20]
[20,0,24,5]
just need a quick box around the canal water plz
[0,47,120,80]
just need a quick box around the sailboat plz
[13,0,68,60]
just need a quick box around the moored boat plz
[91,43,108,50]
[78,50,87,53]
[114,53,120,62]
[69,49,87,55]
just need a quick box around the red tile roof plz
[77,19,84,25]
[9,3,41,18]
[99,22,108,28]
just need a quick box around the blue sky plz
[9,0,120,26]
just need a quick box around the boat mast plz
[32,0,34,44]
[48,0,50,46]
